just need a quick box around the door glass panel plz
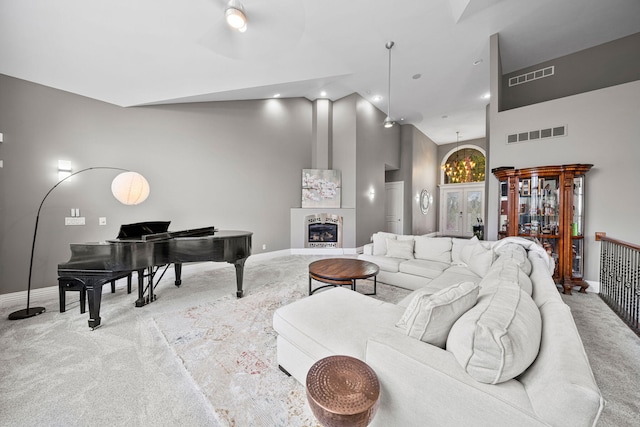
[445,192,461,233]
[465,190,482,235]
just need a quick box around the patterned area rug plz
[153,260,409,427]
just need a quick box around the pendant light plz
[384,41,395,128]
[225,0,248,33]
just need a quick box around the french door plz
[439,183,484,237]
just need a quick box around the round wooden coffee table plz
[308,258,379,295]
[306,355,380,427]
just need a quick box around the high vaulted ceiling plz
[1,0,639,144]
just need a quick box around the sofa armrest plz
[362,243,373,255]
[365,333,546,427]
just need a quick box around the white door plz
[439,184,484,237]
[385,181,404,234]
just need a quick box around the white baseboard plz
[289,248,358,255]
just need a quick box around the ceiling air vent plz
[506,125,567,144]
[508,66,555,87]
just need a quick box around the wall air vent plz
[506,125,567,144]
[508,66,555,87]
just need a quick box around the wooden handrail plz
[595,232,640,251]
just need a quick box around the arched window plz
[441,146,486,184]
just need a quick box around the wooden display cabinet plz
[493,164,593,294]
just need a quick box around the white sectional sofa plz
[273,234,604,426]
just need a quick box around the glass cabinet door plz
[518,175,561,279]
[571,176,586,279]
[517,175,560,237]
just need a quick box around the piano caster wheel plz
[236,290,244,298]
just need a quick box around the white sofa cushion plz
[494,243,532,275]
[396,281,479,348]
[460,241,494,277]
[482,260,533,296]
[399,259,449,279]
[451,236,479,264]
[358,254,403,273]
[446,282,542,384]
[372,232,397,255]
[414,236,452,263]
[273,287,405,361]
[386,238,415,260]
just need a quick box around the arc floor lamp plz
[8,166,150,320]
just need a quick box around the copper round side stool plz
[306,355,380,427]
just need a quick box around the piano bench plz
[58,278,87,314]
[58,273,133,314]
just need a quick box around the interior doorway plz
[439,183,484,237]
[385,181,404,234]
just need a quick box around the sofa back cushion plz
[493,243,532,275]
[396,281,479,348]
[446,282,542,384]
[451,236,478,264]
[414,236,452,263]
[385,238,415,260]
[482,259,533,296]
[372,232,397,255]
[460,241,494,277]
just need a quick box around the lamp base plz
[8,307,46,320]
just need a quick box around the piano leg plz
[85,278,103,329]
[233,258,247,298]
[135,269,146,307]
[174,263,182,287]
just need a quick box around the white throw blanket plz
[492,236,555,274]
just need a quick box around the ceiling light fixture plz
[225,0,248,33]
[384,41,395,128]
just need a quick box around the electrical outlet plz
[99,217,107,226]
[262,244,267,250]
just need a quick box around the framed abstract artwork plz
[302,169,341,208]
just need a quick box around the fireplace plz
[305,213,343,248]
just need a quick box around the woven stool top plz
[306,355,380,416]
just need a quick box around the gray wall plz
[354,95,400,246]
[489,77,640,283]
[0,75,407,295]
[0,75,312,294]
[501,32,640,110]
[386,125,439,236]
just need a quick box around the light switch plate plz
[65,217,86,226]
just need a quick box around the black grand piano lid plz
[117,221,171,239]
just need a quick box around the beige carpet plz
[153,267,408,426]
[1,254,638,426]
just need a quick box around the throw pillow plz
[372,232,397,256]
[385,238,415,260]
[446,283,542,384]
[460,242,494,277]
[414,236,452,263]
[451,236,479,264]
[396,281,479,348]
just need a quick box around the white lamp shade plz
[111,171,150,205]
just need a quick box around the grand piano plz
[58,222,252,329]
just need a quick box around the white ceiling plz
[1,0,639,144]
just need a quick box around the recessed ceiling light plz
[412,74,421,80]
[441,115,448,119]
[320,91,327,97]
[273,93,281,98]
[473,59,483,66]
[482,92,491,99]
[373,95,383,102]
